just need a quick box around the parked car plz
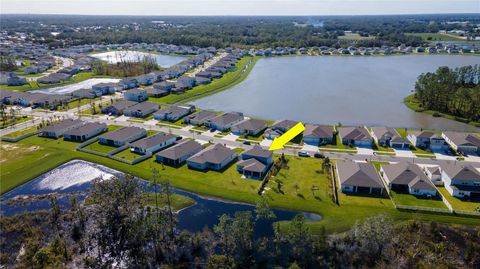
[298,151,310,157]
[243,141,251,145]
[314,153,325,158]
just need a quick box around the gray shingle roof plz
[187,143,236,165]
[303,124,332,139]
[443,131,480,147]
[99,126,145,142]
[242,145,272,159]
[381,163,434,189]
[443,164,480,182]
[232,119,267,132]
[64,122,107,136]
[40,119,84,133]
[156,139,203,160]
[238,158,266,173]
[130,132,176,149]
[337,160,383,188]
[208,112,243,126]
[338,127,372,141]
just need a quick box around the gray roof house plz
[370,127,410,149]
[380,163,437,196]
[154,105,195,122]
[441,164,480,198]
[145,87,169,98]
[39,119,84,138]
[183,110,217,126]
[407,131,448,151]
[99,126,147,147]
[338,127,372,147]
[442,131,480,155]
[237,145,273,180]
[187,144,237,171]
[205,112,244,131]
[303,124,333,146]
[124,88,148,102]
[92,82,120,95]
[336,160,384,194]
[231,119,267,136]
[101,100,138,116]
[153,81,175,92]
[63,122,108,142]
[264,120,298,140]
[156,139,203,166]
[130,132,178,154]
[123,102,159,118]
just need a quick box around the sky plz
[1,0,479,16]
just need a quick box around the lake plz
[0,160,320,238]
[91,50,188,68]
[191,55,480,131]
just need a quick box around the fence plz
[1,131,39,142]
[395,204,452,215]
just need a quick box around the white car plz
[298,151,310,157]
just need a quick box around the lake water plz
[30,78,120,94]
[0,160,320,238]
[191,55,480,131]
[91,50,187,68]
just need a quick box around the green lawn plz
[391,190,448,209]
[338,32,375,40]
[406,32,465,42]
[2,134,480,234]
[57,97,101,111]
[0,116,32,129]
[113,148,143,161]
[1,126,38,139]
[142,192,195,211]
[438,187,480,213]
[149,56,256,104]
[83,141,116,154]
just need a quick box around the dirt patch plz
[0,143,42,163]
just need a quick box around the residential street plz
[3,104,480,169]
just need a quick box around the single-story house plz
[145,87,169,98]
[183,110,217,126]
[177,76,196,87]
[195,76,211,85]
[407,131,448,151]
[39,119,84,138]
[231,119,267,136]
[336,160,384,194]
[205,112,244,131]
[37,73,71,84]
[338,127,372,147]
[380,163,437,196]
[101,100,138,116]
[303,124,333,146]
[63,122,108,142]
[0,72,28,86]
[123,102,159,118]
[92,82,119,95]
[153,81,175,92]
[124,88,148,102]
[237,145,273,180]
[442,131,480,155]
[154,105,195,122]
[264,120,298,140]
[187,144,237,171]
[99,126,147,147]
[442,164,480,198]
[119,78,138,89]
[130,132,177,154]
[156,139,203,166]
[370,127,410,149]
[72,88,98,99]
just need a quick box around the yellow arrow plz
[269,122,305,151]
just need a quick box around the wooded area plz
[414,65,480,123]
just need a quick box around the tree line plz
[1,174,480,268]
[414,64,480,123]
